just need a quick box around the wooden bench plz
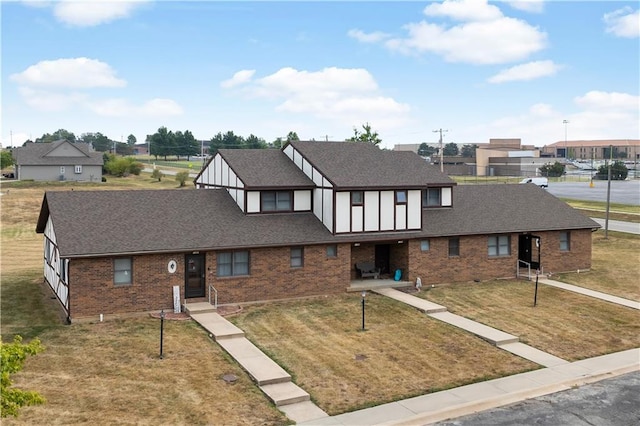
[355,262,380,279]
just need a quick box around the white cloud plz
[222,67,410,131]
[88,98,183,117]
[423,0,503,22]
[347,29,390,43]
[574,91,639,111]
[488,60,562,83]
[10,57,126,88]
[506,0,545,14]
[379,0,547,64]
[53,0,148,27]
[220,70,256,89]
[18,86,88,111]
[603,7,640,38]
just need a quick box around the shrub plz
[539,162,565,177]
[1,335,45,418]
[175,171,190,187]
[595,161,628,180]
[151,169,163,182]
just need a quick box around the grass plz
[229,294,537,415]
[416,280,639,361]
[561,199,640,223]
[554,230,640,300]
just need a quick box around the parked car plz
[519,177,548,188]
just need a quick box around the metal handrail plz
[517,259,531,281]
[208,284,218,308]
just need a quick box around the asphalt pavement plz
[546,180,640,205]
[435,371,640,426]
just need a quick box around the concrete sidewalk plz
[300,348,640,426]
[539,278,640,309]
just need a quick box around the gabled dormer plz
[284,141,455,235]
[194,149,315,214]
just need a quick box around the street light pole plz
[563,119,569,159]
[361,291,366,331]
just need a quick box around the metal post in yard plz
[160,309,165,359]
[361,291,366,331]
[534,270,540,307]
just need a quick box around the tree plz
[286,131,299,142]
[348,122,381,145]
[35,129,76,143]
[595,161,628,180]
[539,161,565,177]
[127,134,137,146]
[79,132,113,152]
[442,142,459,156]
[1,335,45,418]
[417,143,436,157]
[104,155,143,177]
[148,127,175,160]
[245,134,267,149]
[1,151,14,169]
[174,130,199,158]
[175,171,190,187]
[270,137,284,149]
[460,144,478,158]
[151,169,163,182]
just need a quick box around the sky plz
[1,0,639,150]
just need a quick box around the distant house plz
[14,140,103,182]
[36,141,599,323]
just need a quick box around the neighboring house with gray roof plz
[14,140,103,182]
[36,141,599,323]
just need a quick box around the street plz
[546,180,640,205]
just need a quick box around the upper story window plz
[261,191,292,212]
[351,191,364,206]
[560,232,571,251]
[395,190,407,205]
[74,165,82,174]
[422,188,441,207]
[114,257,132,285]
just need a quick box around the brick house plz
[36,141,599,323]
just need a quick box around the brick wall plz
[69,244,351,319]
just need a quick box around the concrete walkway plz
[373,288,568,367]
[539,278,640,309]
[187,304,328,424]
[300,348,639,426]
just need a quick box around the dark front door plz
[518,234,540,270]
[375,244,390,275]
[185,254,205,298]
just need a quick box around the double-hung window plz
[74,165,82,174]
[290,247,304,268]
[448,238,460,257]
[560,232,571,251]
[114,258,132,285]
[217,251,250,276]
[488,235,510,257]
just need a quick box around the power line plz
[432,128,448,173]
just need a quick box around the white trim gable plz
[43,218,69,315]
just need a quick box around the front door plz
[375,244,390,275]
[185,254,205,298]
[518,234,540,270]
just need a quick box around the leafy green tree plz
[1,335,45,418]
[596,161,628,180]
[175,171,190,187]
[539,161,565,177]
[127,134,137,146]
[79,132,113,152]
[115,142,134,156]
[417,143,436,157]
[1,151,14,169]
[270,137,284,149]
[348,122,381,145]
[286,131,300,142]
[35,129,76,143]
[460,144,478,157]
[442,142,459,156]
[245,134,267,149]
[148,127,175,160]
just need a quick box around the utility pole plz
[433,128,448,173]
[604,145,613,239]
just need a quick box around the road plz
[436,371,640,426]
[591,218,640,235]
[546,180,640,205]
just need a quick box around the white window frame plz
[74,165,82,174]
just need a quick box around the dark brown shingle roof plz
[36,189,335,257]
[288,141,454,188]
[420,184,600,237]
[218,149,314,189]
